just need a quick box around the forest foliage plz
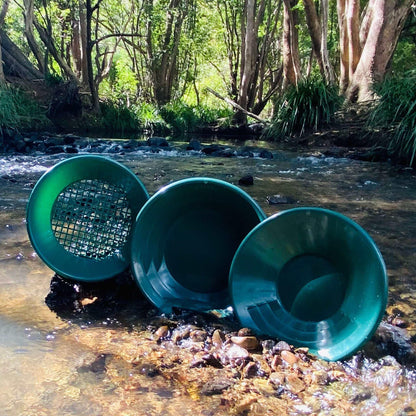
[1,0,416,164]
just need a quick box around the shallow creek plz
[0,139,415,415]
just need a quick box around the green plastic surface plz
[229,207,388,361]
[26,155,149,281]
[131,177,266,312]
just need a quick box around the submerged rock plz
[238,175,254,186]
[200,378,234,395]
[266,194,298,204]
[147,137,169,147]
[186,138,202,151]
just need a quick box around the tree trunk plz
[337,0,360,94]
[282,0,301,88]
[71,19,82,78]
[85,0,100,112]
[320,0,335,84]
[79,2,89,87]
[23,0,45,73]
[303,0,325,77]
[33,18,78,83]
[0,30,43,80]
[345,0,413,102]
[0,0,10,84]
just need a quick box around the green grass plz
[159,101,233,135]
[368,71,416,166]
[99,100,232,136]
[0,84,49,130]
[265,78,342,139]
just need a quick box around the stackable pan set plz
[27,155,388,361]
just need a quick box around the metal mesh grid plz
[51,179,132,259]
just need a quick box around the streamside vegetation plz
[0,1,416,165]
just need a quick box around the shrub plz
[100,101,141,134]
[0,84,49,130]
[265,78,342,139]
[159,101,233,135]
[369,71,416,166]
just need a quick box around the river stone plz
[45,145,66,154]
[269,371,285,387]
[155,325,169,339]
[238,327,254,336]
[237,146,255,157]
[272,340,292,353]
[190,329,207,342]
[266,194,297,204]
[201,144,225,155]
[147,137,169,147]
[281,350,299,365]
[63,134,80,144]
[14,138,27,153]
[286,374,305,394]
[242,361,258,378]
[238,175,254,186]
[224,344,250,360]
[64,145,79,154]
[201,353,223,368]
[200,377,233,395]
[311,370,328,385]
[259,149,273,159]
[186,138,202,151]
[365,321,416,365]
[231,336,259,351]
[212,329,225,347]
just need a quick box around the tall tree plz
[217,0,283,124]
[0,0,10,84]
[23,0,45,73]
[303,0,335,84]
[338,0,414,102]
[141,0,196,105]
[282,0,301,88]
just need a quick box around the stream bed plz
[0,138,415,415]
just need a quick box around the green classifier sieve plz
[26,155,149,281]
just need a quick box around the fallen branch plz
[206,87,269,124]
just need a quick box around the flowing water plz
[0,139,415,415]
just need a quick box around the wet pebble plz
[190,329,207,342]
[231,336,259,351]
[186,139,202,151]
[171,326,192,343]
[222,344,250,366]
[154,325,170,341]
[259,149,273,159]
[200,378,233,396]
[286,373,306,394]
[273,340,292,352]
[269,371,285,387]
[238,175,254,186]
[311,370,328,385]
[212,329,225,347]
[242,361,258,378]
[266,194,297,205]
[147,137,169,147]
[201,353,223,368]
[281,350,299,365]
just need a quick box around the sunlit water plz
[0,139,415,415]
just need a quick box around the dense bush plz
[369,71,416,166]
[265,78,342,139]
[0,85,49,130]
[159,101,233,135]
[98,100,234,136]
